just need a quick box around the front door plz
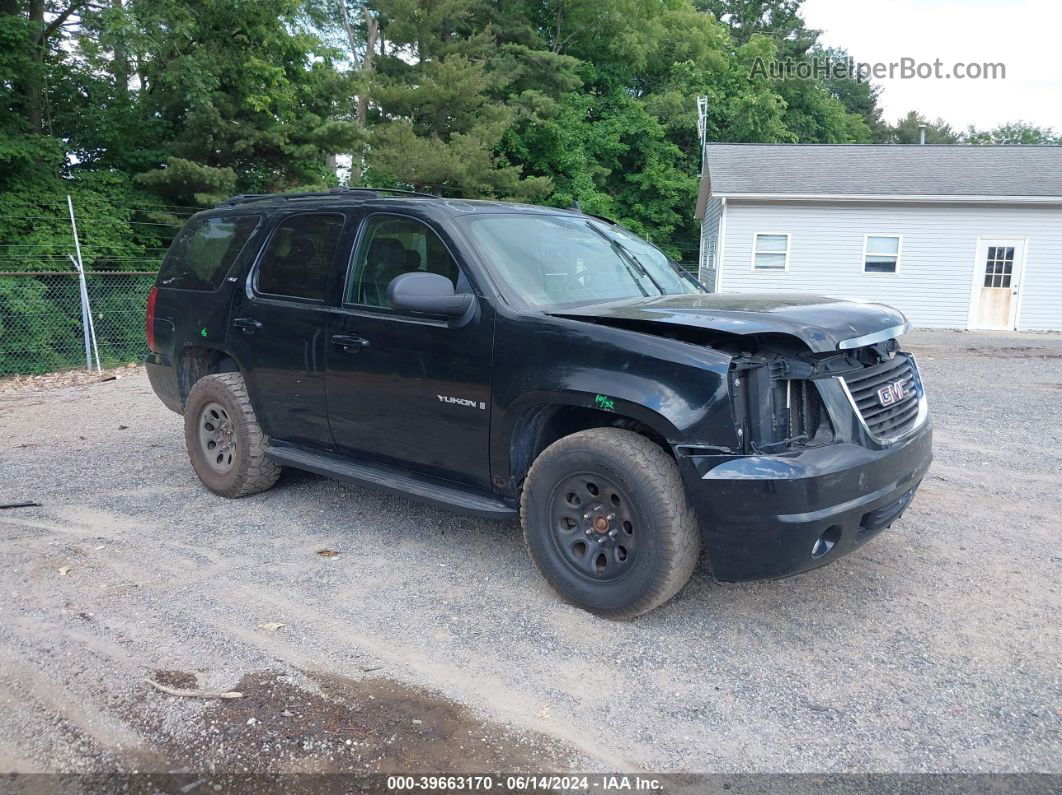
[228,211,350,449]
[972,239,1024,330]
[325,213,494,489]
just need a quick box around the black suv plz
[146,189,932,617]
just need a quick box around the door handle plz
[233,317,262,334]
[331,334,370,352]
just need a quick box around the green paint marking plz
[200,327,208,338]
[594,394,615,411]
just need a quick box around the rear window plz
[158,215,262,290]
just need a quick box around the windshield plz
[460,213,706,309]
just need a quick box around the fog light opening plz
[811,525,842,559]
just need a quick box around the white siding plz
[698,196,722,291]
[716,201,1062,330]
[1021,228,1062,330]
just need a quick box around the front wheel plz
[520,428,701,618]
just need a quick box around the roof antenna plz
[571,199,582,213]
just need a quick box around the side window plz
[256,213,346,301]
[346,215,459,307]
[158,214,261,290]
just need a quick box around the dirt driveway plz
[0,330,1059,782]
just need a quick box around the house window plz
[752,233,789,270]
[863,235,901,273]
[702,239,714,271]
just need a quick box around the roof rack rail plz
[218,187,438,207]
[367,187,440,198]
[584,211,619,226]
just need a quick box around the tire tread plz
[184,372,281,498]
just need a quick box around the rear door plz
[324,212,494,489]
[151,212,265,365]
[228,211,351,449]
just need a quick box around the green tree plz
[0,0,90,134]
[698,0,817,57]
[0,0,171,274]
[1,0,920,269]
[361,0,576,198]
[963,121,1059,145]
[699,1,874,143]
[889,110,960,144]
[125,0,364,204]
[814,46,888,142]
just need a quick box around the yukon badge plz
[437,394,486,410]
[876,379,908,407]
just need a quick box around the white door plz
[972,239,1024,330]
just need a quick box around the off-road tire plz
[520,428,700,618]
[183,373,281,498]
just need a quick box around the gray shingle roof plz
[703,143,1062,197]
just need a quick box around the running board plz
[265,446,517,520]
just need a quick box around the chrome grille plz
[842,355,920,440]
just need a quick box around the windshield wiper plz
[619,244,665,294]
[584,222,663,296]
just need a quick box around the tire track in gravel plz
[187,582,639,772]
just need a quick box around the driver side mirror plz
[387,272,473,318]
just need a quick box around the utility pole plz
[67,196,101,373]
[697,96,709,173]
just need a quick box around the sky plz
[800,0,1062,133]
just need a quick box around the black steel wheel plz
[548,472,638,582]
[521,428,700,618]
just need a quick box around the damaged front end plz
[549,293,933,582]
[676,330,932,582]
[726,334,926,454]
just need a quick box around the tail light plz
[146,286,158,352]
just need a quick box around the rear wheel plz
[520,428,700,618]
[183,373,281,498]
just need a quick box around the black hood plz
[550,293,909,353]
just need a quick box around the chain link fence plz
[0,271,157,376]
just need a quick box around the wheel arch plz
[502,394,679,497]
[176,345,241,405]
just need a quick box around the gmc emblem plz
[877,379,908,407]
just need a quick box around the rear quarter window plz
[158,214,262,290]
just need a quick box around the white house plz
[695,143,1062,331]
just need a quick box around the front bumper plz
[678,421,933,582]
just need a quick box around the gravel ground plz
[0,329,1059,778]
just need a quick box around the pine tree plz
[128,0,364,203]
[363,0,566,198]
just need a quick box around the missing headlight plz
[730,355,835,453]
